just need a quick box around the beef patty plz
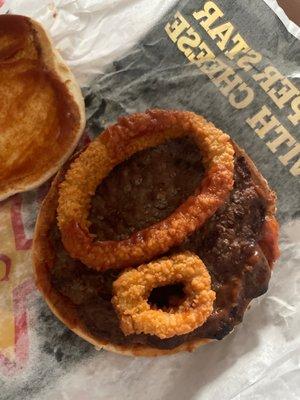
[50,137,270,350]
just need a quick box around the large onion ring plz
[57,109,234,271]
[112,252,216,339]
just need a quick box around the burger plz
[33,109,279,356]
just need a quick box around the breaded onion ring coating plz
[57,109,234,271]
[112,252,216,339]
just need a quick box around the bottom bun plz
[33,135,278,357]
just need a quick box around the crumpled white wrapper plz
[1,1,300,399]
[7,0,178,86]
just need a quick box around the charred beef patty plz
[50,137,270,350]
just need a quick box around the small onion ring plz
[57,109,234,271]
[112,252,216,339]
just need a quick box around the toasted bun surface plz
[32,138,278,357]
[0,15,85,201]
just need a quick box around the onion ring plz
[112,252,216,339]
[57,109,234,271]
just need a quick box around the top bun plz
[0,15,85,201]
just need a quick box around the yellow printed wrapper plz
[0,194,37,375]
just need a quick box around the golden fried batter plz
[58,110,234,271]
[112,252,216,339]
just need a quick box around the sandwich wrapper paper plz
[1,0,300,398]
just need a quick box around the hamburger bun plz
[0,15,85,201]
